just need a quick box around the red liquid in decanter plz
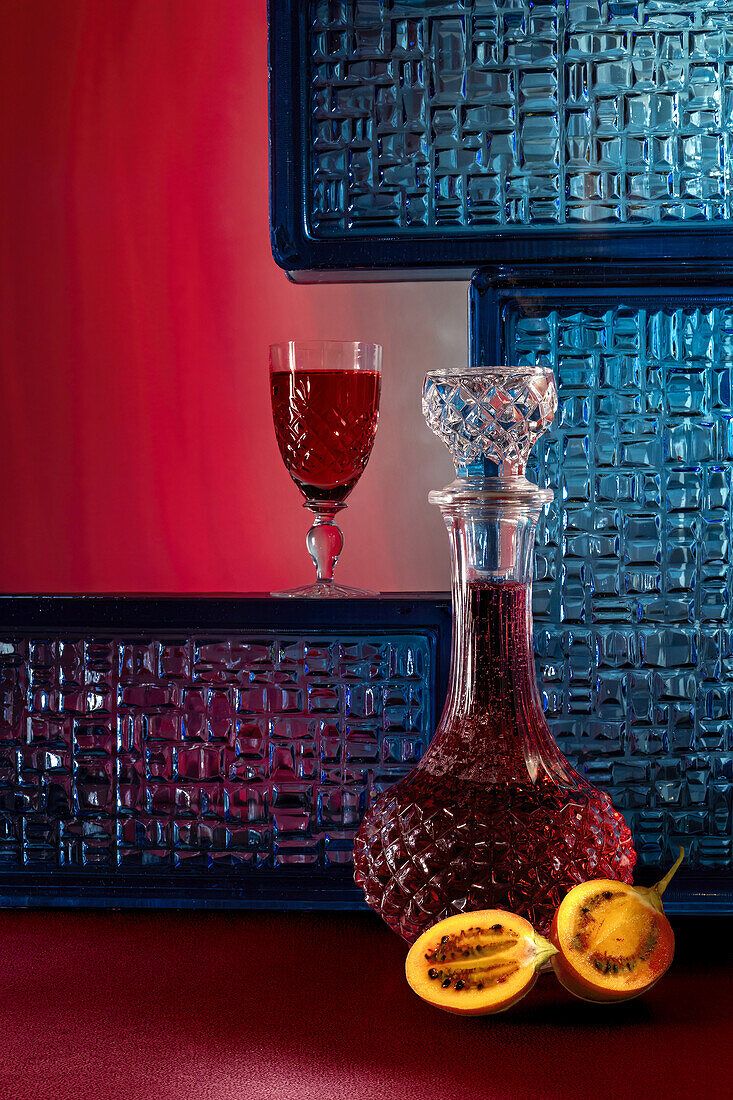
[354,581,636,943]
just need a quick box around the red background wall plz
[0,0,465,594]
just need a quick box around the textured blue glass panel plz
[0,587,726,909]
[470,267,733,876]
[269,0,733,277]
[0,597,449,908]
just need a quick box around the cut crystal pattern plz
[309,0,733,234]
[422,368,558,474]
[355,769,635,941]
[271,369,380,497]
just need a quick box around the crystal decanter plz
[354,367,636,942]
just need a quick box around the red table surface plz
[0,908,730,1100]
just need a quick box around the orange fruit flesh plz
[405,909,553,1016]
[552,879,675,1001]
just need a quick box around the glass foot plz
[271,581,378,598]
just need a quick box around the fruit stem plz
[654,847,685,898]
[532,934,559,969]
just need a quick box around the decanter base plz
[354,768,636,944]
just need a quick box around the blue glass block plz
[269,0,733,278]
[0,596,449,908]
[0,593,725,909]
[470,264,733,893]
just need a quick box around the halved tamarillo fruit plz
[550,848,684,1003]
[405,909,558,1016]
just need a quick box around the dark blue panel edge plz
[469,261,733,367]
[0,871,726,913]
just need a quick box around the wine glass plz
[269,340,382,597]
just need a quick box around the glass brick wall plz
[309,0,733,234]
[491,295,733,869]
[0,631,433,873]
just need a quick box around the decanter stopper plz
[421,366,557,479]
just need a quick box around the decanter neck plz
[424,489,566,784]
[441,498,542,716]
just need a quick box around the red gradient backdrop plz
[0,0,465,593]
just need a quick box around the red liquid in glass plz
[354,581,635,942]
[271,369,381,502]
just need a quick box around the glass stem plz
[306,504,345,584]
